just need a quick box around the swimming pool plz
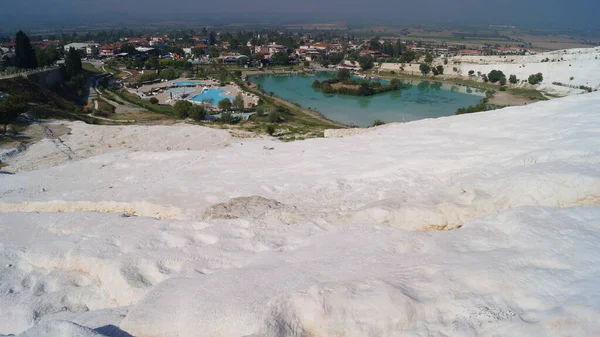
[173,81,203,86]
[190,88,233,104]
[167,88,195,94]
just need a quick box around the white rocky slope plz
[454,47,600,95]
[1,92,600,336]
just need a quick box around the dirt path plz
[487,91,537,106]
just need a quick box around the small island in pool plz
[312,69,403,96]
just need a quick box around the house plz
[267,43,287,57]
[63,43,89,52]
[99,44,121,57]
[86,44,99,57]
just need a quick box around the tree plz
[232,93,244,110]
[218,98,232,110]
[509,74,518,84]
[528,73,543,85]
[468,70,475,76]
[499,76,507,86]
[65,47,83,79]
[358,55,374,70]
[14,31,37,69]
[144,56,159,70]
[419,63,431,75]
[149,97,159,104]
[208,46,220,58]
[268,110,280,123]
[482,74,489,82]
[399,50,417,63]
[270,52,289,65]
[424,53,433,64]
[0,95,25,134]
[487,70,505,83]
[189,105,205,121]
[337,68,351,81]
[436,65,444,75]
[173,100,193,118]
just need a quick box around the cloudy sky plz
[2,0,599,29]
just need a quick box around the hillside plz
[1,93,600,336]
[0,76,79,112]
[455,47,600,95]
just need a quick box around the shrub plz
[149,97,159,104]
[436,65,444,75]
[528,73,544,85]
[487,70,505,83]
[173,100,193,118]
[372,120,386,127]
[499,76,507,86]
[189,105,205,121]
[419,63,431,75]
[266,124,276,135]
[509,75,518,84]
[499,86,506,91]
[218,98,232,110]
[482,74,489,82]
[468,70,475,76]
[269,110,281,123]
[255,106,265,116]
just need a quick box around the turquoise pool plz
[173,81,203,86]
[190,88,233,104]
[249,73,487,127]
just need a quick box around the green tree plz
[436,65,444,75]
[232,93,245,110]
[189,105,205,121]
[336,68,351,81]
[509,74,518,84]
[399,50,417,63]
[208,46,220,58]
[419,63,431,75]
[65,47,83,79]
[270,52,289,65]
[14,31,37,69]
[268,110,281,123]
[218,98,232,110]
[358,55,374,70]
[487,70,505,83]
[0,95,25,134]
[424,53,433,64]
[173,100,193,118]
[528,73,543,85]
[149,97,159,104]
[499,76,507,86]
[144,56,159,70]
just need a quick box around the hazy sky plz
[2,0,599,29]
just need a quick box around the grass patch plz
[110,89,175,115]
[508,88,549,101]
[82,63,102,74]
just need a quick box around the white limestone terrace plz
[454,47,600,95]
[1,92,600,336]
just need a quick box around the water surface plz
[250,73,486,126]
